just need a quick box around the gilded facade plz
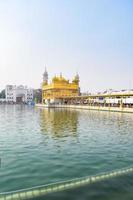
[42,69,80,104]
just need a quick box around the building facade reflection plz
[39,108,79,138]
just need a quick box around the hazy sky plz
[0,0,133,92]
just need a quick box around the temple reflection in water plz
[39,108,79,138]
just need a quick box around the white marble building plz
[5,85,33,103]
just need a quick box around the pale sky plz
[0,0,133,92]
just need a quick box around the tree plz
[0,90,5,98]
[33,89,42,103]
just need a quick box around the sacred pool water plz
[0,105,133,200]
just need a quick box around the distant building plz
[5,85,33,104]
[42,68,80,104]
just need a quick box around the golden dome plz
[52,74,69,84]
[52,76,59,82]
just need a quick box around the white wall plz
[5,85,33,103]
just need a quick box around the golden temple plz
[42,69,80,104]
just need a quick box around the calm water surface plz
[0,105,133,199]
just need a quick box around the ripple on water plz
[0,105,133,199]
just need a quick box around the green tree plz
[33,89,42,103]
[0,90,5,98]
